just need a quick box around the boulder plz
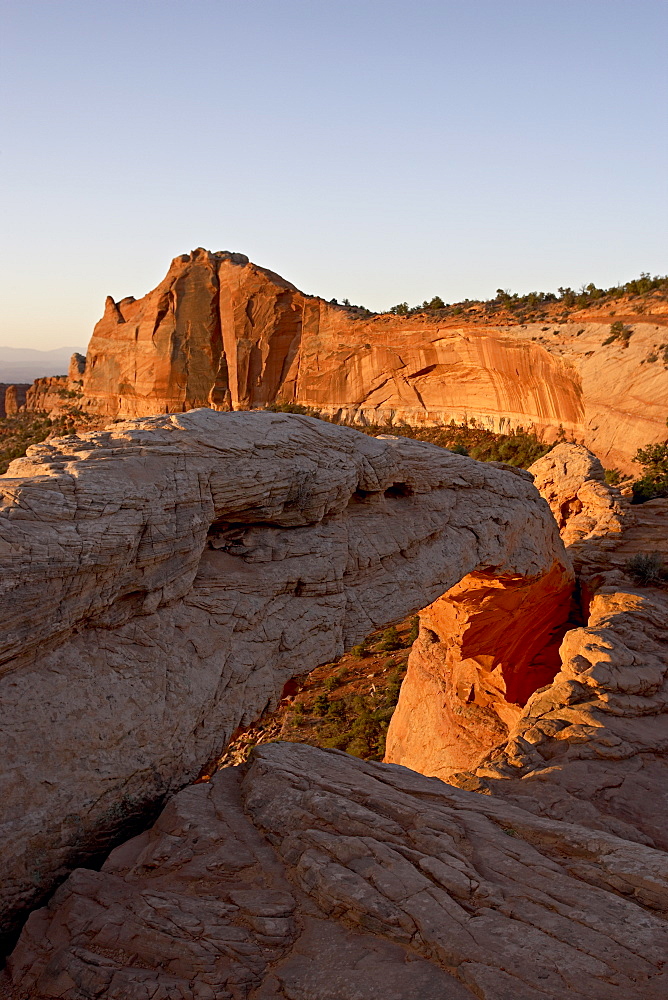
[528,442,626,547]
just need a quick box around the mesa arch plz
[0,409,572,941]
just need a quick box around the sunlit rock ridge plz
[23,248,668,472]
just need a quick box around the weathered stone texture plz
[528,442,627,548]
[3,385,29,416]
[0,409,569,941]
[0,384,30,418]
[384,562,574,778]
[4,744,667,999]
[23,375,69,414]
[386,443,668,850]
[453,586,668,849]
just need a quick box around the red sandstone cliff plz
[24,249,668,470]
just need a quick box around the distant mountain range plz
[0,345,86,384]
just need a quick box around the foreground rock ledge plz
[4,743,667,1000]
[0,409,570,940]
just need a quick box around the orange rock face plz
[38,247,666,472]
[24,376,69,414]
[387,442,668,853]
[384,444,632,780]
[385,560,574,778]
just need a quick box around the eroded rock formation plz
[3,385,29,416]
[0,410,569,942]
[23,376,69,415]
[527,441,627,548]
[387,443,668,853]
[4,743,667,999]
[0,385,30,419]
[384,561,574,778]
[20,248,668,471]
[456,585,668,850]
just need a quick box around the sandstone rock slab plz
[4,743,667,999]
[0,409,569,941]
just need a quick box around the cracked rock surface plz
[449,447,668,850]
[4,743,667,1000]
[0,409,569,940]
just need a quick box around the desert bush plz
[0,413,76,474]
[624,553,666,586]
[602,321,633,348]
[313,693,331,716]
[292,701,305,723]
[604,468,622,485]
[376,626,402,652]
[632,428,668,503]
[265,402,324,417]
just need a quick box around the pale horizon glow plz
[1,0,666,350]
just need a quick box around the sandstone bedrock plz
[0,409,570,947]
[3,419,668,1000]
[4,744,667,999]
[387,443,668,850]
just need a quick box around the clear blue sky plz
[1,0,666,349]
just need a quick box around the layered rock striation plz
[4,743,667,999]
[20,248,668,471]
[0,410,570,942]
[386,443,668,851]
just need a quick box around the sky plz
[1,0,666,350]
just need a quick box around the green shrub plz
[313,693,330,716]
[602,321,633,348]
[632,429,668,503]
[604,468,622,486]
[292,702,305,723]
[376,626,402,652]
[265,402,324,417]
[0,413,80,475]
[624,553,666,586]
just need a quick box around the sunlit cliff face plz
[80,250,584,434]
[42,247,665,473]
